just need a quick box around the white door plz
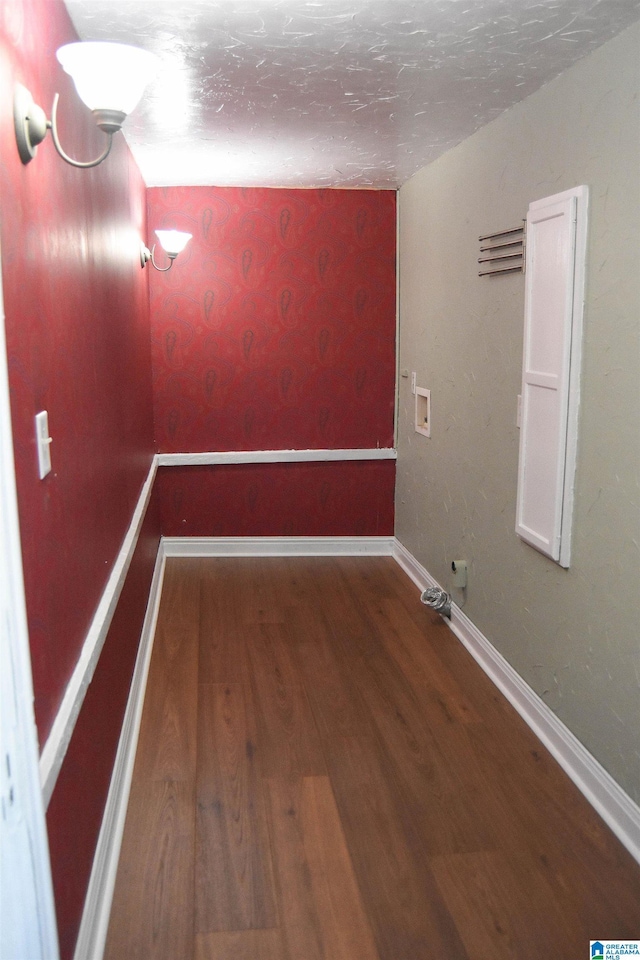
[0,242,59,958]
[516,185,588,567]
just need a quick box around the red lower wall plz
[156,460,395,537]
[46,501,161,958]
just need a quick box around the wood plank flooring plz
[105,557,640,960]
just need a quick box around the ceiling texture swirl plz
[64,0,640,187]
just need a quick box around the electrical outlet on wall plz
[411,371,416,395]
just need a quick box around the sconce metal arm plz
[14,84,120,168]
[49,93,114,168]
[150,245,176,271]
[140,244,176,272]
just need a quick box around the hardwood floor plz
[104,557,640,960]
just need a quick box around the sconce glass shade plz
[14,41,159,168]
[56,42,159,119]
[155,230,193,258]
[141,230,192,271]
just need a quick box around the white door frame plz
[0,239,60,957]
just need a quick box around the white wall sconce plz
[141,230,193,272]
[14,41,159,168]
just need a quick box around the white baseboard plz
[392,538,640,866]
[162,535,396,557]
[73,544,166,960]
[40,458,158,807]
[76,533,640,960]
[73,535,394,960]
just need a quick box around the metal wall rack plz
[478,222,526,276]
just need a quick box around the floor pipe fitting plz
[420,586,452,619]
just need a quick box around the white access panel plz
[515,186,588,567]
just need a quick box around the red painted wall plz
[156,460,395,537]
[1,0,155,745]
[1,1,158,955]
[148,186,397,452]
[148,186,397,537]
[2,9,397,955]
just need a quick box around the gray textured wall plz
[396,22,640,802]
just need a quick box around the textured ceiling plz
[63,0,640,188]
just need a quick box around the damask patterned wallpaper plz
[147,186,397,452]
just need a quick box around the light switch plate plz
[35,411,52,479]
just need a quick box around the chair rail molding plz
[157,447,397,466]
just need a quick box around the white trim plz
[39,457,158,807]
[559,185,588,568]
[163,536,396,558]
[0,238,59,958]
[392,539,640,866]
[73,543,166,960]
[516,185,588,568]
[394,190,400,449]
[392,538,436,592]
[157,447,396,466]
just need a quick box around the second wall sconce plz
[14,41,159,169]
[141,230,192,272]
